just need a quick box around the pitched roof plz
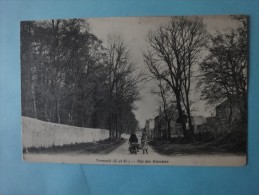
[216,95,244,109]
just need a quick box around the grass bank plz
[24,138,125,155]
[149,131,247,155]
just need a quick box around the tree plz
[105,34,141,139]
[21,21,37,118]
[21,19,108,127]
[21,20,141,136]
[59,19,106,127]
[151,79,176,139]
[144,16,209,137]
[199,15,248,123]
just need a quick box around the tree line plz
[144,16,248,139]
[21,16,248,140]
[21,19,141,139]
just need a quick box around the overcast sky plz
[88,15,239,128]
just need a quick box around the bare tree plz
[106,34,141,139]
[199,16,248,123]
[151,79,177,139]
[144,16,209,137]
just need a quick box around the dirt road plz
[23,140,246,166]
[111,140,159,156]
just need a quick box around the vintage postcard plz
[21,15,247,166]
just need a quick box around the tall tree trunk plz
[33,93,37,119]
[57,99,60,123]
[159,79,171,139]
[186,101,193,136]
[175,92,187,138]
[26,45,34,117]
[56,85,61,123]
[70,99,74,125]
[240,93,247,123]
[108,114,112,139]
[167,121,171,139]
[115,115,118,139]
[229,104,233,124]
[87,109,92,127]
[75,103,78,126]
[163,104,171,139]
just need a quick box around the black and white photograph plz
[21,15,247,166]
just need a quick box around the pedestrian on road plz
[141,134,148,154]
[129,132,139,153]
[129,132,138,143]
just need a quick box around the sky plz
[88,15,239,128]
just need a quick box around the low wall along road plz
[22,117,109,148]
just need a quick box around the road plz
[23,140,246,166]
[111,140,158,156]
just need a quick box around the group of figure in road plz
[129,132,148,154]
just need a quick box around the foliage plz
[21,19,140,138]
[144,16,209,137]
[199,15,248,122]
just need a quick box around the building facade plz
[152,107,208,139]
[153,105,180,139]
[144,119,154,139]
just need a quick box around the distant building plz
[153,105,180,139]
[153,105,209,138]
[144,119,155,139]
[206,116,216,124]
[191,116,207,134]
[151,96,244,138]
[216,97,242,124]
[204,116,216,133]
[203,96,246,133]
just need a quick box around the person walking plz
[141,134,148,154]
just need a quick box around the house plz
[215,96,243,124]
[144,119,155,139]
[202,95,246,133]
[153,105,179,139]
[205,116,217,132]
[191,116,207,134]
[154,115,170,139]
[153,109,209,138]
[206,116,216,124]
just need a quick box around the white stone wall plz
[22,117,109,148]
